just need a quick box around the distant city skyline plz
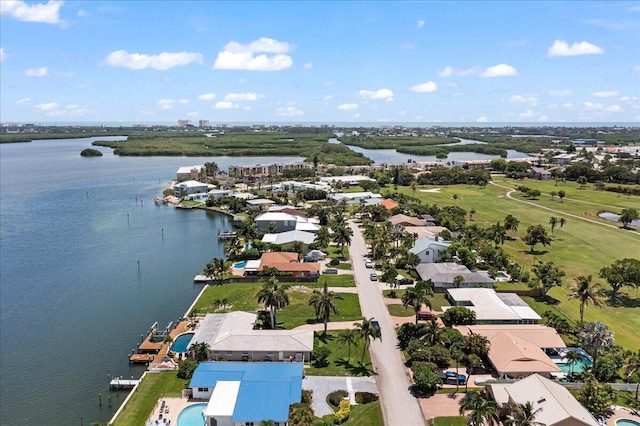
[1,1,639,123]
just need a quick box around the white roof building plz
[330,191,382,204]
[319,175,374,186]
[445,288,541,324]
[262,230,316,245]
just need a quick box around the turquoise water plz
[233,260,247,268]
[616,420,640,426]
[170,333,195,353]
[0,137,303,425]
[495,272,509,278]
[177,403,207,426]
[557,355,592,374]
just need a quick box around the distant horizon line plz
[3,120,639,128]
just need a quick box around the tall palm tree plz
[462,331,491,358]
[203,257,230,285]
[558,217,566,235]
[568,275,604,325]
[308,282,343,334]
[401,286,433,325]
[504,401,544,426]
[564,350,582,376]
[421,318,448,346]
[315,226,330,249]
[549,216,558,236]
[338,329,359,361]
[237,220,258,244]
[332,223,353,257]
[490,222,506,247]
[458,391,500,426]
[256,276,290,329]
[354,317,382,363]
[189,341,210,361]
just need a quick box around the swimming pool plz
[616,419,640,426]
[557,355,592,374]
[177,403,207,426]
[233,260,247,269]
[169,333,194,354]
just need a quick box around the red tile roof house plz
[258,252,321,278]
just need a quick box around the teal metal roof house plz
[189,362,304,425]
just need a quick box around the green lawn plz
[433,416,467,426]
[388,304,415,317]
[395,182,640,350]
[305,332,374,376]
[317,274,356,287]
[326,245,351,260]
[277,291,362,330]
[342,400,383,425]
[112,372,187,426]
[336,262,353,270]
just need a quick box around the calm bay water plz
[0,137,303,425]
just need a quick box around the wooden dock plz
[129,353,154,363]
[110,378,139,389]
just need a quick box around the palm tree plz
[622,350,640,400]
[504,401,544,426]
[411,181,418,197]
[203,257,230,285]
[422,318,448,347]
[462,331,491,358]
[564,350,582,376]
[315,226,330,249]
[504,214,519,233]
[549,216,558,236]
[469,207,476,221]
[189,341,210,361]
[453,275,465,288]
[458,391,499,426]
[401,286,433,325]
[354,317,382,363]
[338,329,359,361]
[558,217,566,235]
[568,275,604,325]
[308,282,343,334]
[332,222,353,257]
[237,220,258,244]
[489,222,506,246]
[256,276,290,329]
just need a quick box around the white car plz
[365,261,373,268]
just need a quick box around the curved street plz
[347,220,426,426]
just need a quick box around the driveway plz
[347,220,426,426]
[302,376,378,417]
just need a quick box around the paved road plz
[302,376,378,416]
[347,220,426,426]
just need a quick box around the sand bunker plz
[419,188,441,193]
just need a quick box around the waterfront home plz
[456,325,565,379]
[190,312,314,362]
[272,180,330,192]
[255,211,320,233]
[487,374,598,425]
[415,263,494,290]
[409,235,451,263]
[262,230,317,246]
[174,180,213,197]
[229,161,310,180]
[185,189,233,202]
[176,165,205,181]
[257,252,321,278]
[445,288,540,324]
[189,361,303,426]
[319,174,374,186]
[245,198,276,211]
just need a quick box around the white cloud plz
[481,64,518,77]
[359,88,394,101]
[634,65,640,73]
[518,109,536,118]
[35,102,59,111]
[0,47,6,62]
[104,50,203,70]
[224,92,262,101]
[592,90,618,98]
[303,62,313,70]
[547,40,604,57]
[0,0,64,25]
[238,78,248,84]
[25,66,48,77]
[214,101,237,109]
[43,104,91,117]
[77,8,86,17]
[583,102,603,110]
[187,111,199,117]
[408,81,438,93]
[604,105,622,112]
[353,113,361,118]
[197,93,216,101]
[243,106,252,111]
[509,94,538,105]
[213,37,293,71]
[338,103,359,111]
[323,95,333,101]
[549,89,572,97]
[563,102,574,108]
[437,65,479,77]
[275,106,303,117]
[16,97,31,105]
[417,20,425,28]
[620,96,638,102]
[476,116,488,122]
[156,99,175,110]
[178,99,189,104]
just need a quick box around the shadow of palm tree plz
[607,294,640,308]
[315,333,335,344]
[334,358,376,376]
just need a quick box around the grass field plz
[388,304,415,317]
[396,180,640,350]
[191,282,361,329]
[433,416,467,426]
[305,332,374,376]
[112,372,186,426]
[342,400,383,425]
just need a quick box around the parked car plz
[323,268,338,275]
[365,261,374,269]
[371,320,380,331]
[445,371,467,384]
[370,273,378,281]
[396,277,414,285]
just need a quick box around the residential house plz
[189,361,304,426]
[551,153,577,165]
[262,230,316,246]
[174,180,213,197]
[404,226,448,239]
[409,236,451,263]
[319,175,374,186]
[258,252,321,278]
[456,324,565,379]
[487,374,598,425]
[390,214,426,227]
[190,312,314,363]
[229,162,310,180]
[380,198,400,211]
[176,165,205,181]
[445,288,541,324]
[185,189,233,202]
[255,212,320,233]
[415,263,494,290]
[330,192,382,205]
[530,166,552,180]
[245,198,275,211]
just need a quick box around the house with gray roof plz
[415,262,494,290]
[410,236,451,263]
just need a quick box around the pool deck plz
[605,407,640,426]
[148,397,203,425]
[132,320,191,365]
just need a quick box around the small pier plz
[193,274,212,283]
[110,377,139,389]
[217,231,237,240]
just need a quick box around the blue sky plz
[1,1,639,124]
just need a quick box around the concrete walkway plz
[347,220,426,426]
[302,376,378,417]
